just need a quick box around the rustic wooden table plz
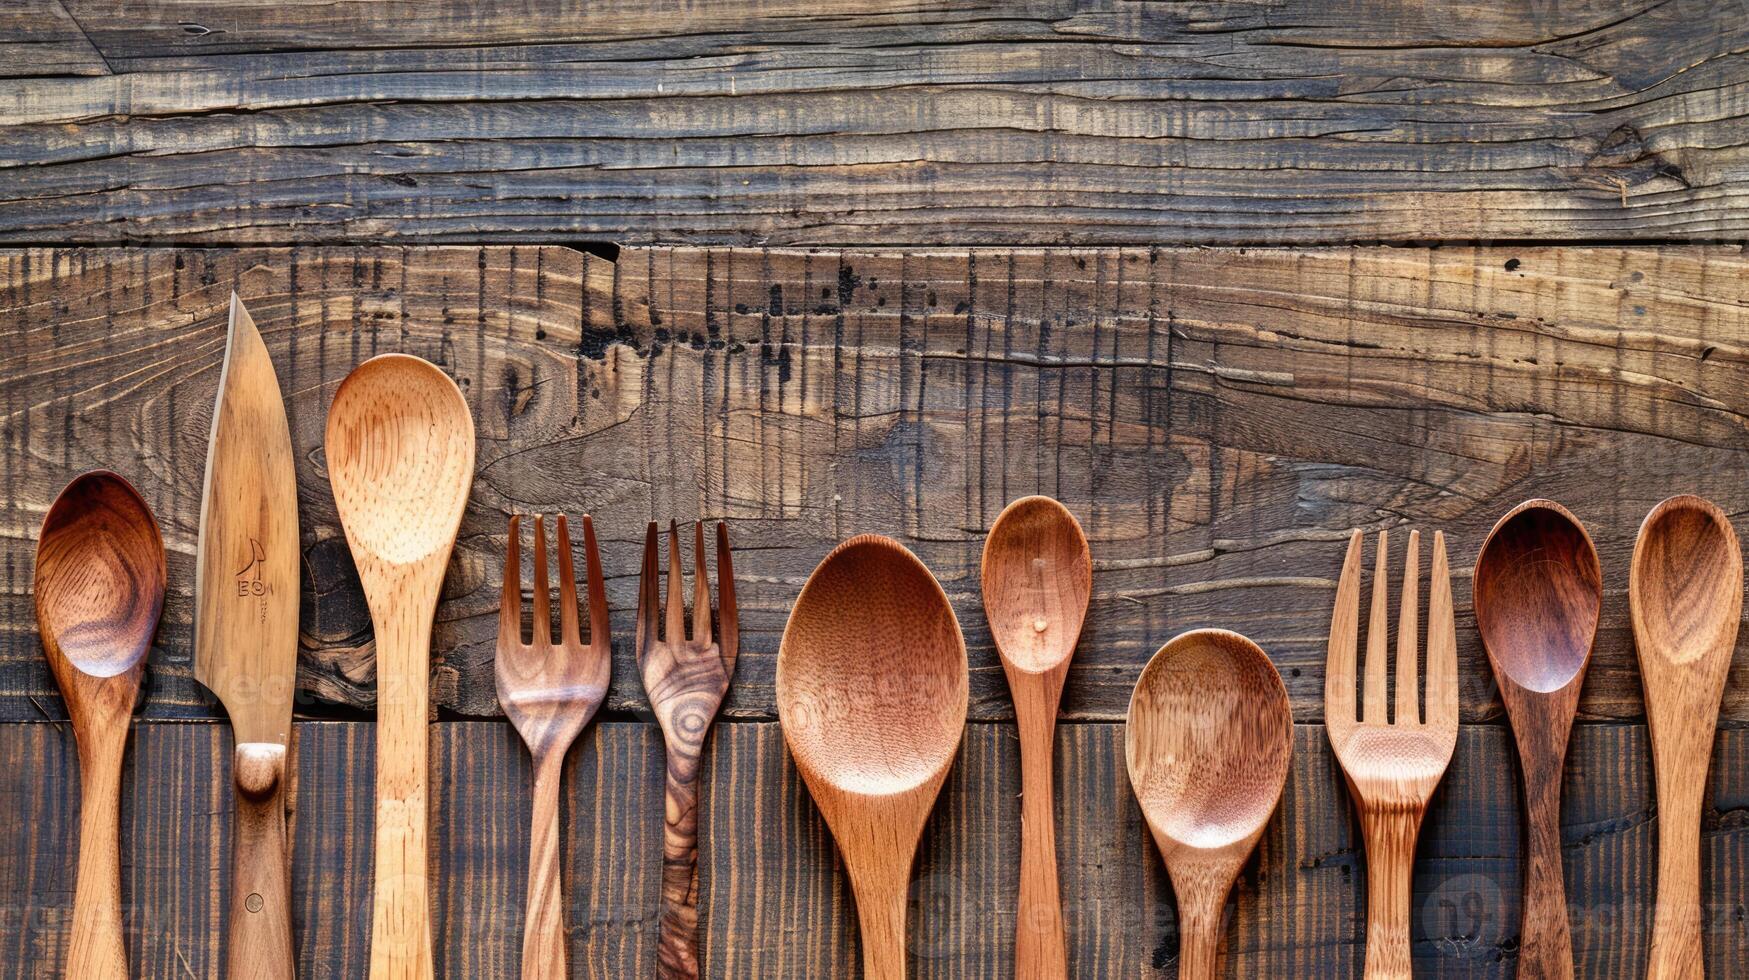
[3,3,1748,979]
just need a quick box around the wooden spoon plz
[34,470,166,979]
[1630,494,1742,979]
[777,535,968,980]
[1473,499,1601,980]
[980,495,1090,979]
[326,354,476,980]
[1124,629,1292,980]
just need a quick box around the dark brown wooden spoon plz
[1473,499,1601,980]
[1631,494,1742,978]
[34,471,166,979]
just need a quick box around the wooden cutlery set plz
[24,295,1747,980]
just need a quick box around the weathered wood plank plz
[0,1,108,78]
[0,1,1746,243]
[2,245,1747,723]
[0,720,1745,976]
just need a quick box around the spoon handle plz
[1172,879,1228,980]
[521,748,568,980]
[1012,672,1067,980]
[1646,717,1714,978]
[69,717,129,979]
[368,606,435,980]
[851,861,910,980]
[1358,806,1422,979]
[228,742,294,980]
[1520,759,1575,980]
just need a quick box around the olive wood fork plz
[496,514,611,980]
[639,521,738,980]
[1326,529,1459,979]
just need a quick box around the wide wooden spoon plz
[777,535,968,980]
[1125,629,1292,980]
[981,495,1090,979]
[34,471,166,979]
[326,354,476,980]
[1474,499,1601,980]
[1631,494,1742,979]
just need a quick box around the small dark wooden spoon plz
[1474,499,1601,980]
[1631,494,1742,978]
[34,471,166,978]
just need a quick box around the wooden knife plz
[195,293,299,980]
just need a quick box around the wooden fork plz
[496,514,611,980]
[639,521,738,980]
[1325,529,1459,979]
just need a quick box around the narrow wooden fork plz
[1326,529,1459,979]
[639,521,738,980]
[496,514,611,980]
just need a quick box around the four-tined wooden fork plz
[639,521,738,980]
[496,514,611,980]
[1325,529,1459,979]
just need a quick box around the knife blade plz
[195,293,298,980]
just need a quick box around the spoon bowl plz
[34,470,166,978]
[1473,498,1601,980]
[326,353,476,566]
[1474,500,1600,693]
[1125,628,1291,979]
[36,471,165,680]
[981,495,1090,978]
[326,352,476,978]
[1630,494,1742,977]
[983,495,1091,673]
[778,534,967,979]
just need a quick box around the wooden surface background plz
[4,0,1749,976]
[0,244,1746,977]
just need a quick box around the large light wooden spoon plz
[1125,629,1292,980]
[981,495,1090,979]
[1631,494,1742,979]
[326,354,476,980]
[35,471,166,979]
[777,535,968,980]
[1474,499,1601,980]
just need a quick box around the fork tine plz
[716,522,738,674]
[637,522,659,660]
[530,515,551,646]
[665,521,687,641]
[556,514,580,646]
[1325,529,1363,726]
[582,515,610,652]
[1396,530,1421,726]
[499,515,523,649]
[691,522,712,646]
[1363,530,1390,724]
[1425,531,1459,730]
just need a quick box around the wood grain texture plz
[1,719,1746,976]
[3,245,1749,725]
[2,1,1749,242]
[0,0,108,78]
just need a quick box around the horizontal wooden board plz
[3,245,1749,723]
[0,1,1747,242]
[0,720,1744,976]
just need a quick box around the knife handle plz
[230,742,295,980]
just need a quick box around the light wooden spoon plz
[981,495,1090,979]
[777,535,968,980]
[34,471,166,979]
[1631,494,1742,979]
[1474,499,1601,980]
[326,354,476,980]
[1125,628,1292,980]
